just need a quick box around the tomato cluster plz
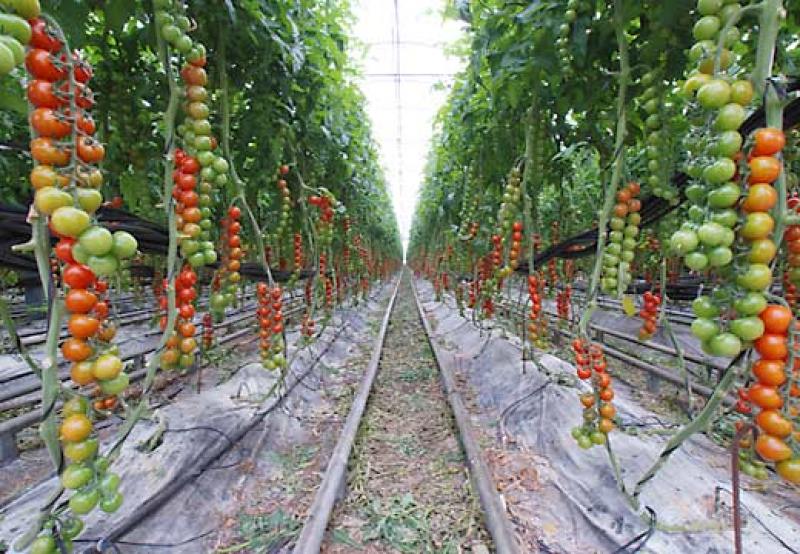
[601,182,641,294]
[743,304,800,483]
[0,8,35,76]
[571,339,616,449]
[637,290,661,340]
[556,284,572,321]
[257,282,286,370]
[493,167,522,283]
[309,192,335,245]
[785,195,800,308]
[173,148,215,267]
[160,267,198,370]
[527,274,543,343]
[555,0,583,76]
[272,164,292,241]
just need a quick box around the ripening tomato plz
[65,288,97,313]
[752,128,785,157]
[31,137,70,166]
[598,418,614,434]
[68,314,100,339]
[93,301,109,319]
[776,458,800,484]
[751,359,787,386]
[77,137,105,163]
[27,80,62,108]
[759,305,792,334]
[754,333,788,360]
[178,322,196,337]
[70,361,95,386]
[62,264,95,289]
[30,108,71,138]
[179,337,197,353]
[755,434,792,462]
[180,64,207,86]
[741,183,777,213]
[748,156,781,184]
[599,403,616,419]
[26,48,66,81]
[748,383,784,409]
[60,413,93,442]
[755,410,793,438]
[61,337,93,362]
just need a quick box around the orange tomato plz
[31,137,70,166]
[752,128,786,157]
[598,418,615,433]
[755,434,792,462]
[61,337,93,362]
[755,410,793,438]
[580,393,595,408]
[599,388,615,402]
[599,403,616,419]
[759,305,792,334]
[748,156,781,184]
[754,333,788,360]
[68,314,100,339]
[65,289,97,314]
[70,361,95,386]
[741,184,777,212]
[60,413,93,442]
[751,359,787,386]
[748,383,784,410]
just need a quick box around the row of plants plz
[407,0,800,520]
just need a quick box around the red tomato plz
[62,264,96,289]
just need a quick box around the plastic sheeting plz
[0,284,393,553]
[416,279,800,553]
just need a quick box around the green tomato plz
[670,229,699,254]
[740,212,774,240]
[697,79,731,109]
[62,396,89,417]
[87,254,119,277]
[730,80,754,106]
[0,13,32,43]
[180,239,200,256]
[684,184,706,203]
[713,131,743,158]
[711,208,738,228]
[197,150,215,166]
[51,206,91,239]
[94,456,110,473]
[64,437,98,462]
[112,231,138,258]
[100,491,124,513]
[79,226,113,256]
[210,293,227,311]
[685,251,709,271]
[692,317,720,341]
[61,464,94,490]
[213,158,230,173]
[99,472,121,495]
[215,173,228,186]
[61,516,84,540]
[188,251,206,268]
[730,317,765,341]
[610,217,625,231]
[719,227,735,246]
[707,182,740,208]
[76,188,103,214]
[29,535,57,554]
[99,372,129,395]
[576,435,594,449]
[714,103,747,131]
[698,222,727,246]
[736,264,772,291]
[160,24,181,42]
[606,242,622,256]
[69,486,100,514]
[697,0,722,14]
[720,3,741,23]
[693,296,720,318]
[693,15,721,41]
[708,332,742,357]
[34,187,73,216]
[590,431,607,445]
[703,157,737,184]
[707,246,733,267]
[203,249,217,264]
[734,292,767,315]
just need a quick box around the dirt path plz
[322,276,491,553]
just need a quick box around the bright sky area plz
[351,0,466,254]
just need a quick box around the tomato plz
[741,183,777,212]
[179,337,197,353]
[180,64,207,86]
[94,300,109,319]
[25,48,65,81]
[100,491,123,513]
[161,348,179,367]
[99,372,129,395]
[752,359,786,387]
[754,333,788,360]
[730,80,754,106]
[63,437,97,462]
[736,264,772,291]
[68,314,99,339]
[60,413,92,442]
[755,434,792,462]
[734,292,767,316]
[703,158,736,184]
[708,332,742,357]
[714,103,747,132]
[93,353,122,381]
[670,229,699,254]
[776,459,800,484]
[752,128,785,156]
[30,165,60,189]
[31,137,69,166]
[229,206,241,219]
[739,212,774,240]
[73,54,93,83]
[61,464,93,489]
[178,322,196,337]
[693,15,720,41]
[34,186,72,216]
[65,288,97,313]
[748,383,784,409]
[692,296,720,318]
[697,79,730,109]
[69,487,100,515]
[88,254,119,277]
[598,418,614,433]
[707,182,740,208]
[760,305,792,334]
[691,318,719,341]
[111,231,137,258]
[749,156,781,184]
[70,361,95,386]
[729,317,764,341]
[77,137,105,163]
[30,19,62,52]
[27,79,62,108]
[78,225,113,256]
[61,337,93,362]
[756,410,793,438]
[30,108,70,138]
[77,112,96,135]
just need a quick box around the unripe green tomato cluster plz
[638,68,679,202]
[556,0,587,74]
[601,182,641,294]
[0,11,33,75]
